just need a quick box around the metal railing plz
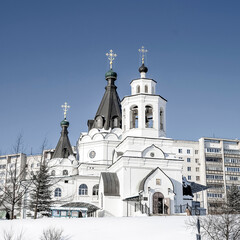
[134,203,150,215]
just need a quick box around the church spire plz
[87,50,122,131]
[52,102,74,159]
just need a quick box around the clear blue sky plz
[0,0,240,154]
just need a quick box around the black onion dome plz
[139,63,148,73]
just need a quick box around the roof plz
[88,78,122,131]
[52,124,74,159]
[101,172,120,196]
[190,182,209,194]
[139,167,174,192]
[61,202,99,213]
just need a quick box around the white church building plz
[38,48,200,218]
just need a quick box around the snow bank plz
[0,216,194,240]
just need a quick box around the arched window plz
[123,109,126,131]
[63,170,68,176]
[130,106,138,129]
[160,108,164,130]
[92,184,99,196]
[145,85,148,93]
[54,188,61,197]
[95,116,104,128]
[79,184,88,195]
[136,85,140,93]
[145,105,153,128]
[51,170,56,176]
[112,116,119,128]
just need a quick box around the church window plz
[136,85,140,93]
[54,188,61,197]
[188,176,191,180]
[145,105,153,128]
[156,179,161,185]
[63,170,68,176]
[145,85,148,93]
[123,109,126,131]
[79,184,88,195]
[92,184,99,196]
[95,116,104,128]
[51,170,56,176]
[101,193,103,208]
[112,116,119,128]
[130,106,138,129]
[160,108,164,130]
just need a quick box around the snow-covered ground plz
[0,216,195,240]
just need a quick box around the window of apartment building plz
[195,159,199,164]
[226,176,238,181]
[195,150,198,154]
[207,193,223,198]
[206,158,222,163]
[225,167,240,173]
[0,164,6,169]
[187,167,191,171]
[206,175,223,180]
[225,158,240,164]
[206,148,221,153]
[196,176,200,181]
[187,149,190,154]
[196,167,200,172]
[187,158,191,162]
[188,176,191,180]
[178,149,182,154]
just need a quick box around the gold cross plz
[106,49,117,69]
[61,102,70,119]
[138,46,148,64]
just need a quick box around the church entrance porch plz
[152,192,169,215]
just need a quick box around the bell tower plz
[121,47,167,138]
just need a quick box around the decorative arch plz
[142,144,165,158]
[79,184,88,195]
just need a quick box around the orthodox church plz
[39,48,199,218]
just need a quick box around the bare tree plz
[0,134,32,219]
[187,205,240,240]
[2,227,25,240]
[40,227,71,240]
